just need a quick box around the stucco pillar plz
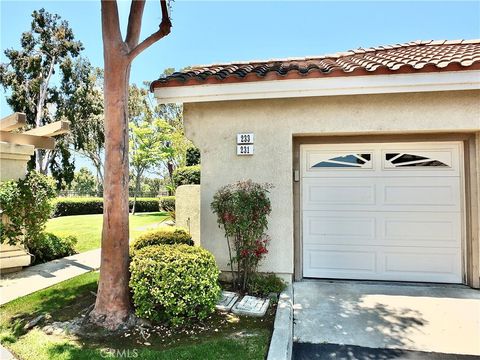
[175,185,201,246]
[0,142,34,181]
[0,141,34,272]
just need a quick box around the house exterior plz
[152,40,480,288]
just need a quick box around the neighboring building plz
[152,40,480,288]
[0,114,69,272]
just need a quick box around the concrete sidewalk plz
[0,248,100,305]
[0,344,16,360]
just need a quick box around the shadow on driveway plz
[293,281,480,355]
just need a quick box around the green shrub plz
[0,171,56,247]
[247,273,286,297]
[131,227,193,254]
[173,165,200,186]
[52,197,103,216]
[29,232,77,265]
[52,197,160,216]
[159,196,175,212]
[211,180,273,292]
[186,147,200,166]
[130,244,221,324]
[129,198,160,213]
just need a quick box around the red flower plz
[222,212,236,223]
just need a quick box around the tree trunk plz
[90,55,132,329]
[167,160,175,195]
[35,57,56,174]
[94,157,104,196]
[131,171,142,215]
[91,0,171,330]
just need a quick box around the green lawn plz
[0,272,274,360]
[45,212,169,253]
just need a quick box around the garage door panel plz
[303,213,376,245]
[384,250,460,276]
[304,211,460,247]
[302,143,461,178]
[383,180,460,209]
[304,180,375,206]
[301,142,463,284]
[304,177,460,212]
[304,246,461,282]
[304,248,377,276]
[384,213,460,244]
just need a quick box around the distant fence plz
[57,190,169,198]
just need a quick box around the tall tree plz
[144,68,182,125]
[69,66,105,193]
[129,118,173,214]
[0,9,84,184]
[144,73,192,187]
[71,167,97,196]
[128,82,190,193]
[90,0,172,329]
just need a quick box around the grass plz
[45,212,169,253]
[0,272,274,360]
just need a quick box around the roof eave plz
[153,69,480,104]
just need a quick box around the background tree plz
[144,68,182,124]
[129,118,173,214]
[71,167,97,196]
[142,177,163,196]
[92,0,172,329]
[129,81,192,194]
[66,64,105,193]
[144,72,192,189]
[0,9,89,186]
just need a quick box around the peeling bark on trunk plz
[90,0,171,330]
[90,59,132,329]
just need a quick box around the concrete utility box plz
[0,142,34,272]
[175,185,201,246]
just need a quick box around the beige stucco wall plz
[175,185,201,246]
[183,90,480,279]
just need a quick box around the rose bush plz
[211,180,272,291]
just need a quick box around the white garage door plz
[301,142,464,283]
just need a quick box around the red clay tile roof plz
[151,39,480,90]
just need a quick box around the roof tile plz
[151,40,480,89]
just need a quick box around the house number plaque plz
[236,133,254,156]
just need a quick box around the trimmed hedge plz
[130,244,221,324]
[52,197,164,217]
[159,196,175,212]
[131,198,160,213]
[29,232,77,265]
[52,197,103,216]
[130,227,193,255]
[173,165,200,186]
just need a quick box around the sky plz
[1,0,479,171]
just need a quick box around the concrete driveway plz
[293,280,480,358]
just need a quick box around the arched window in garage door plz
[385,152,451,168]
[312,153,372,168]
